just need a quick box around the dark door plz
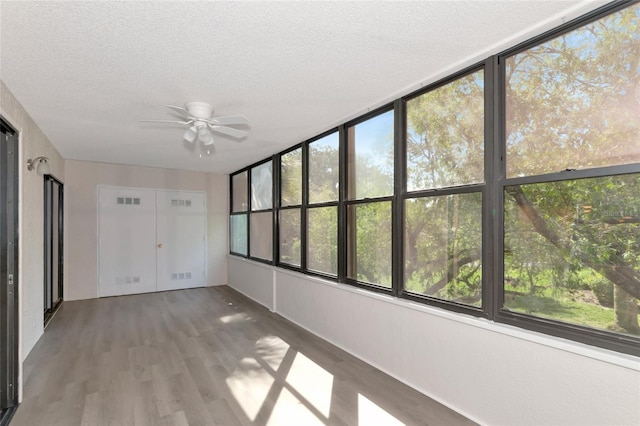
[0,118,19,421]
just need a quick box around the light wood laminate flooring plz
[12,286,475,426]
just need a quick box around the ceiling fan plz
[142,101,249,151]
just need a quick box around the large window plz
[229,171,248,256]
[250,160,273,261]
[346,110,394,288]
[307,132,339,276]
[505,4,640,178]
[504,175,640,336]
[403,70,485,306]
[228,2,640,356]
[279,147,302,267]
[501,3,640,344]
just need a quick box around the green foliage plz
[404,194,482,305]
[505,5,640,176]
[307,206,338,275]
[349,201,392,287]
[280,149,302,206]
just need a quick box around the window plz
[347,110,394,200]
[251,161,272,211]
[307,132,339,276]
[505,4,640,178]
[280,148,302,207]
[230,170,249,255]
[347,201,392,287]
[279,148,302,266]
[250,211,272,261]
[228,2,640,355]
[501,3,640,350]
[308,132,339,204]
[230,214,248,256]
[250,160,273,261]
[232,171,248,212]
[403,70,485,307]
[404,193,482,305]
[504,174,640,336]
[307,206,338,275]
[346,110,394,288]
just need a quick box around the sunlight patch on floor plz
[267,387,326,426]
[285,352,334,418]
[225,357,275,421]
[255,335,290,371]
[358,393,405,426]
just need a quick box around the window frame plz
[277,144,304,270]
[342,104,397,294]
[229,168,250,257]
[305,129,341,280]
[494,0,640,355]
[227,0,640,356]
[399,63,490,316]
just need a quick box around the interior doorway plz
[1,118,19,424]
[43,175,63,326]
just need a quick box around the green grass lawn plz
[505,292,640,335]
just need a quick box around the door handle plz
[157,243,163,248]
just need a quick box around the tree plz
[504,4,640,333]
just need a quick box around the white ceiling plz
[1,1,606,174]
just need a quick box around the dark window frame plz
[229,168,250,257]
[277,144,304,270]
[343,104,397,294]
[494,0,640,355]
[306,129,341,279]
[227,0,640,356]
[398,63,490,316]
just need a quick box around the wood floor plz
[12,286,475,426]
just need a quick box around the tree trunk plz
[614,286,640,334]
[506,186,640,300]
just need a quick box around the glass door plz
[43,175,63,326]
[1,119,19,421]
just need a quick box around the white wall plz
[228,257,640,426]
[1,81,66,396]
[65,160,228,300]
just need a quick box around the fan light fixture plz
[183,126,197,144]
[142,101,249,157]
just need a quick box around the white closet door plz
[156,190,206,291]
[98,187,157,297]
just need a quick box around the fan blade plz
[209,125,248,139]
[210,115,249,126]
[165,104,191,117]
[140,119,194,125]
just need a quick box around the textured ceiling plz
[0,1,606,174]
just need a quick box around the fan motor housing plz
[185,101,213,119]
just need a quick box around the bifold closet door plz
[98,187,157,297]
[156,190,206,291]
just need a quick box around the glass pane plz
[309,132,339,204]
[230,214,247,255]
[232,171,248,212]
[251,161,273,210]
[250,212,272,261]
[307,206,338,275]
[404,193,482,306]
[406,71,484,191]
[504,174,640,337]
[279,208,301,266]
[347,110,394,200]
[505,4,640,177]
[347,201,392,287]
[281,148,302,207]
